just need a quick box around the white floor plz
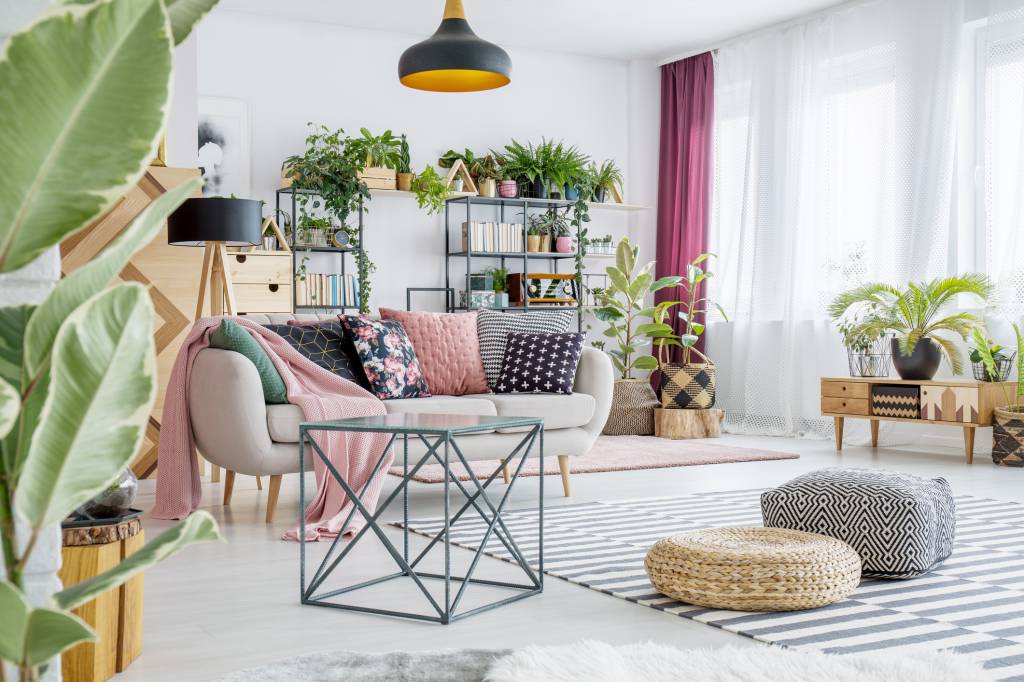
[119,433,1020,681]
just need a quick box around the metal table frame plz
[298,415,544,624]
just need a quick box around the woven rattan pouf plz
[644,527,861,612]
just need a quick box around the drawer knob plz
[268,284,279,293]
[235,255,247,264]
[842,402,847,407]
[842,386,847,391]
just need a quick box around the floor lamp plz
[168,197,262,483]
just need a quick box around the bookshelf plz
[276,187,364,312]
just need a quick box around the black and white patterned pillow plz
[493,332,584,395]
[264,322,370,390]
[477,309,575,388]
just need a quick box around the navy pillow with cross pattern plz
[493,332,585,395]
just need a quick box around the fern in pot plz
[973,326,1024,466]
[593,239,681,435]
[828,275,993,380]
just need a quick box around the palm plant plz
[828,274,994,374]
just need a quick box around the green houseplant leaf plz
[0,581,29,663]
[0,378,18,440]
[64,0,219,46]
[16,283,156,528]
[23,177,200,377]
[55,511,221,610]
[0,582,94,667]
[0,0,173,273]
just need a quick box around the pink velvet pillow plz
[379,309,489,396]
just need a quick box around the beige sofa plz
[188,314,614,521]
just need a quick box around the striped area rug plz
[400,490,1024,681]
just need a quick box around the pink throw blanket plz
[153,316,391,541]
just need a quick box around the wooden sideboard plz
[820,376,1017,463]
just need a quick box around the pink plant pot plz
[499,180,518,198]
[555,236,574,253]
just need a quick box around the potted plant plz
[528,212,555,251]
[496,139,544,198]
[652,253,727,409]
[497,157,519,198]
[970,334,1015,382]
[548,142,589,200]
[488,266,510,307]
[439,147,478,175]
[348,127,401,190]
[396,134,413,191]
[973,325,1024,465]
[590,159,624,203]
[412,165,449,215]
[593,238,683,435]
[829,275,993,380]
[551,211,574,253]
[834,311,891,377]
[472,154,501,198]
[527,215,544,252]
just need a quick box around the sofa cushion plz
[473,392,595,432]
[264,322,369,390]
[477,309,576,388]
[209,319,288,404]
[494,332,584,395]
[380,308,489,396]
[266,397,498,443]
[340,315,431,400]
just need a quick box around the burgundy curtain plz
[654,52,715,369]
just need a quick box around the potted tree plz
[349,127,401,190]
[396,134,413,191]
[472,154,501,198]
[593,238,682,435]
[829,275,993,380]
[974,325,1024,465]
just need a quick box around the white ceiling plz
[216,0,849,61]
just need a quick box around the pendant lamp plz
[398,0,511,92]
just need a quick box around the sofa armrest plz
[188,348,274,476]
[574,346,613,437]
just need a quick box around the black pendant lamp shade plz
[399,0,511,92]
[167,197,263,247]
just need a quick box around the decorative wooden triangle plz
[611,184,624,204]
[444,158,477,194]
[261,216,291,252]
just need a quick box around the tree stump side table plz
[60,518,144,682]
[654,408,724,439]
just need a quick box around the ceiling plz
[216,0,850,61]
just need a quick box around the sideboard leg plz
[833,417,845,451]
[963,426,975,464]
[870,419,879,448]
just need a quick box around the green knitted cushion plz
[209,319,288,404]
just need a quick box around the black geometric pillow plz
[493,332,584,395]
[264,322,369,390]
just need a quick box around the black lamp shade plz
[167,197,263,247]
[398,2,511,92]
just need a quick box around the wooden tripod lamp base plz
[194,241,238,320]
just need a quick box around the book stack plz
[461,222,525,253]
[295,273,359,308]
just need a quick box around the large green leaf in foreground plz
[15,284,156,528]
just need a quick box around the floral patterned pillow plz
[339,316,431,400]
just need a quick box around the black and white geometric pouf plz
[760,468,955,579]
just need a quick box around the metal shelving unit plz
[276,187,364,312]
[444,195,584,331]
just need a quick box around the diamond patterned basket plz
[660,362,716,409]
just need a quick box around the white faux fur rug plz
[486,641,985,682]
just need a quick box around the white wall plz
[197,9,650,312]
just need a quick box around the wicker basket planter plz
[660,362,716,409]
[603,379,659,436]
[644,527,861,612]
[993,406,1024,467]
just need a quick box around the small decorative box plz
[871,385,920,419]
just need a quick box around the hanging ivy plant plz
[284,124,375,312]
[572,176,594,312]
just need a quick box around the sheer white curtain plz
[707,0,966,437]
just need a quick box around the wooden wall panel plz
[61,166,203,478]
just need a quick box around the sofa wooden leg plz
[211,464,220,483]
[557,455,571,497]
[223,470,235,506]
[502,463,511,484]
[255,475,263,491]
[266,475,283,524]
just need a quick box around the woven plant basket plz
[603,379,659,436]
[993,406,1024,467]
[644,527,861,612]
[660,362,716,409]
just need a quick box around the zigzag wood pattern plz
[871,385,920,419]
[761,468,955,579]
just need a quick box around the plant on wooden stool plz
[973,325,1024,466]
[0,2,221,678]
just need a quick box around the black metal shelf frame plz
[443,195,583,331]
[276,187,364,313]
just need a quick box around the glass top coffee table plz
[298,413,544,624]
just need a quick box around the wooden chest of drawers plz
[820,377,1016,463]
[225,251,293,314]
